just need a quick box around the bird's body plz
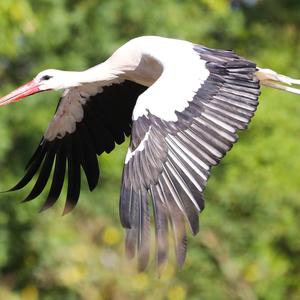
[1,36,300,271]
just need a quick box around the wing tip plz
[62,202,76,216]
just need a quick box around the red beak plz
[0,80,41,106]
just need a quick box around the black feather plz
[63,135,81,215]
[150,185,169,271]
[163,164,199,235]
[77,123,99,191]
[119,182,132,228]
[22,142,57,202]
[41,142,66,212]
[137,189,150,271]
[158,178,187,268]
[125,190,139,259]
[8,142,47,191]
[25,138,44,170]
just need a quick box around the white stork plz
[1,36,300,271]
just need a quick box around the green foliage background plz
[0,0,300,299]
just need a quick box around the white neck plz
[80,61,125,84]
[57,36,166,89]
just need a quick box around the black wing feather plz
[41,142,66,211]
[158,177,187,268]
[22,143,57,202]
[120,46,260,270]
[9,143,47,191]
[77,123,99,191]
[64,134,81,215]
[137,189,150,271]
[150,185,169,270]
[8,80,147,214]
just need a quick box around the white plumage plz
[0,35,300,271]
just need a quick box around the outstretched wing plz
[120,45,260,271]
[9,80,147,214]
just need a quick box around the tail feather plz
[256,68,300,95]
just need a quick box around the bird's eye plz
[41,75,52,81]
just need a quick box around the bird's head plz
[0,69,79,106]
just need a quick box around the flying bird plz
[1,36,300,271]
